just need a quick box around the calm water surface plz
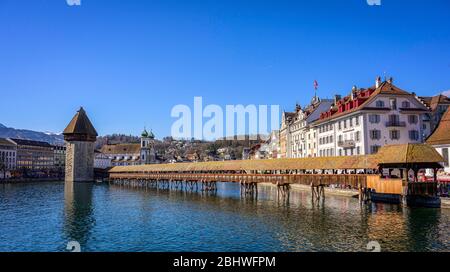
[0,181,449,252]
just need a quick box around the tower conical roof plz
[63,107,98,141]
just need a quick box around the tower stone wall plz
[65,141,95,182]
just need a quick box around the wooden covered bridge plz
[108,144,444,206]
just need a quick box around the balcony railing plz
[338,140,356,148]
[385,121,406,127]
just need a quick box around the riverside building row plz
[0,138,66,178]
[279,77,450,159]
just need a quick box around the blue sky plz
[0,0,449,137]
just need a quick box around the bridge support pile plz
[311,184,325,202]
[277,183,290,201]
[240,181,258,198]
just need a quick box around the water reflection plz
[0,181,448,251]
[63,181,95,250]
[119,183,448,251]
[404,208,445,251]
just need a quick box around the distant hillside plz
[95,134,141,149]
[95,134,265,162]
[0,123,64,145]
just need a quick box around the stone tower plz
[140,128,156,164]
[63,107,98,182]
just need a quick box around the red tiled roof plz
[313,81,422,125]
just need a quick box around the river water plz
[0,181,449,252]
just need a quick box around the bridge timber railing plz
[109,172,368,188]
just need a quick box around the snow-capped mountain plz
[0,123,64,145]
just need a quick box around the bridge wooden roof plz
[110,155,378,173]
[375,143,444,164]
[109,144,443,173]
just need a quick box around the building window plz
[369,114,380,123]
[376,100,385,108]
[389,114,400,124]
[402,101,410,108]
[355,116,359,126]
[390,130,400,140]
[370,130,381,140]
[338,122,341,130]
[408,115,418,124]
[443,148,449,167]
[356,146,360,155]
[390,98,397,110]
[344,119,347,129]
[409,130,419,141]
[355,131,361,142]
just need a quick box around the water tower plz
[63,107,98,182]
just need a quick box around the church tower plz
[140,128,156,164]
[63,107,98,182]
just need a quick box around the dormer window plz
[376,100,385,108]
[402,101,410,108]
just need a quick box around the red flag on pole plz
[314,80,319,90]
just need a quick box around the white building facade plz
[281,97,333,158]
[0,138,17,179]
[94,152,112,169]
[313,78,430,157]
